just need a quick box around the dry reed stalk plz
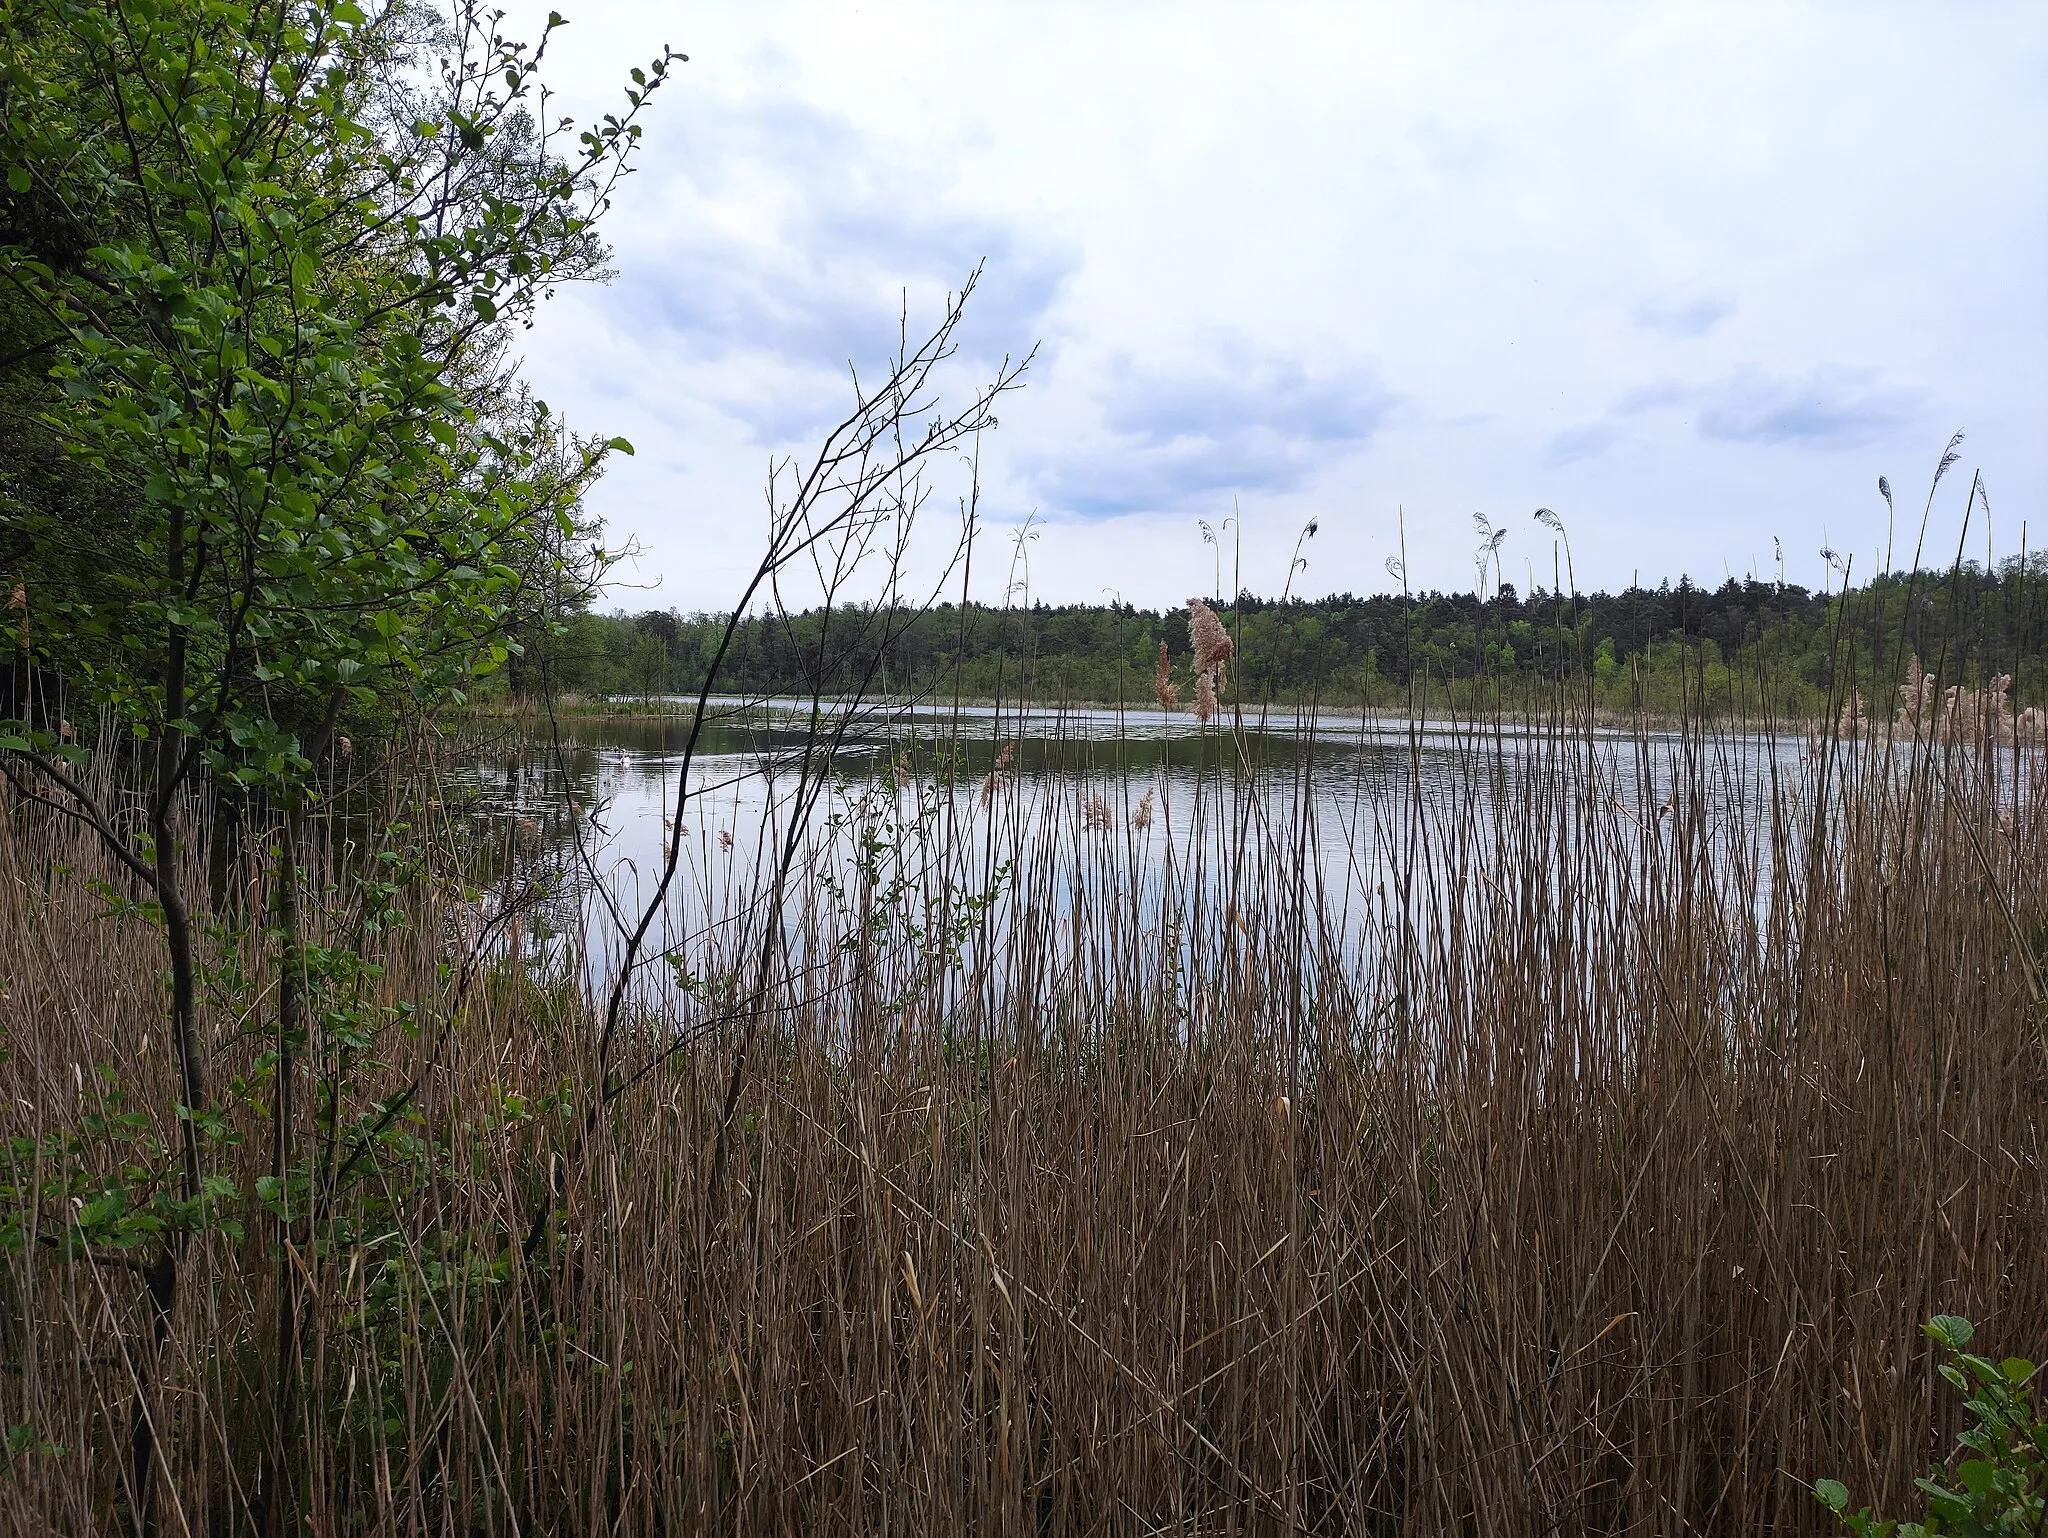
[1898,653,1931,733]
[1837,689,1867,738]
[0,709,2043,1534]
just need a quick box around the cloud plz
[1546,422,1619,465]
[1614,382,1691,416]
[1634,293,1736,339]
[1614,368,1921,449]
[1026,340,1396,516]
[1695,369,1921,447]
[517,1,2045,611]
[598,101,1075,442]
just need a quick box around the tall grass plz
[0,700,2042,1533]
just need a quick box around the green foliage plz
[1815,1315,2045,1536]
[816,768,1010,984]
[541,560,2048,716]
[2,1418,64,1469]
[0,1064,248,1257]
[0,14,674,1514]
[0,0,671,772]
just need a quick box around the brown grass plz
[0,708,2043,1534]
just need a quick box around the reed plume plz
[1988,673,2015,744]
[1941,685,1972,745]
[980,741,1015,805]
[1188,596,1234,677]
[1152,641,1179,711]
[1187,597,1232,721]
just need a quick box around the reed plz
[0,700,2042,1534]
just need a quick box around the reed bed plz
[0,707,2042,1534]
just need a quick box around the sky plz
[507,1,2048,612]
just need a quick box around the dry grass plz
[0,707,2043,1534]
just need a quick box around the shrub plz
[1816,1315,2045,1536]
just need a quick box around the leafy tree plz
[0,0,675,1524]
[552,557,2048,721]
[627,624,668,698]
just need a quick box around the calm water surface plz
[438,700,1816,993]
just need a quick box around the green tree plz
[0,1,674,1525]
[627,624,668,697]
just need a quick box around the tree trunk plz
[262,795,307,1535]
[131,521,204,1538]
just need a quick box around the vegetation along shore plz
[0,0,2041,1533]
[510,561,2048,722]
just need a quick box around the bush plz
[1815,1315,2045,1536]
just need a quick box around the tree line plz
[520,558,2048,718]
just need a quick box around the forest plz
[527,560,2048,718]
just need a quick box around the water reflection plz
[433,700,1823,1002]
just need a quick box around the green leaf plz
[1813,1479,1849,1512]
[5,167,27,195]
[472,292,498,322]
[1925,1315,1975,1350]
[1954,1458,2000,1495]
[1915,1479,1970,1525]
[606,436,635,455]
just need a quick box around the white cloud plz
[508,0,2048,606]
[1547,423,1620,466]
[1634,294,1736,339]
[1691,369,1922,448]
[1019,338,1397,515]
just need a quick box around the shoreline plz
[453,693,1856,736]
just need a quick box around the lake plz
[436,700,1822,1008]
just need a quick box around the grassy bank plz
[1,705,2043,1533]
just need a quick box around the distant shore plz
[456,691,1863,736]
